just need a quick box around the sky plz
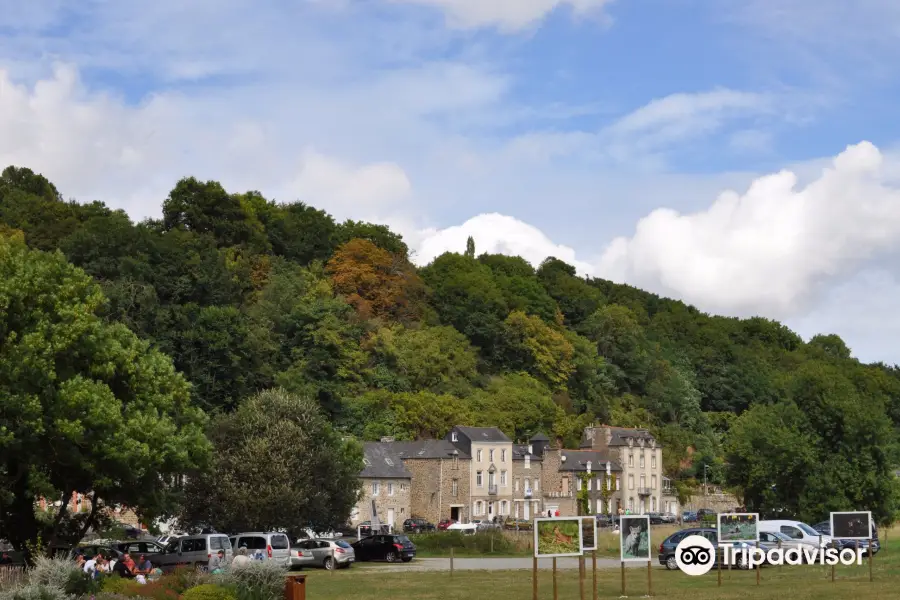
[3,0,900,364]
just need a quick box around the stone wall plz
[405,458,471,524]
[539,447,576,516]
[684,491,740,513]
[354,478,411,529]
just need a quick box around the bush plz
[0,583,69,600]
[26,558,79,591]
[61,570,100,597]
[219,562,286,600]
[100,577,140,596]
[408,532,517,554]
[182,584,236,600]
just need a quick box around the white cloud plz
[389,0,614,31]
[595,141,900,318]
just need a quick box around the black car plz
[647,513,666,525]
[811,521,880,554]
[403,518,435,533]
[658,528,750,570]
[351,534,416,563]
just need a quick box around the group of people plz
[75,551,159,584]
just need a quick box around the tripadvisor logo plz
[674,535,865,576]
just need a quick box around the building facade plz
[354,442,412,530]
[448,426,514,521]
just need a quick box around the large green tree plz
[180,388,362,534]
[0,235,210,551]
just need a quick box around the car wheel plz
[385,551,397,563]
[324,557,335,570]
[665,556,678,570]
[402,557,412,563]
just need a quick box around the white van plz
[230,532,291,567]
[759,520,834,549]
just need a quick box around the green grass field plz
[299,525,900,599]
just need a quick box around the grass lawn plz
[299,526,900,599]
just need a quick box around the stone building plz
[511,433,546,520]
[389,439,471,525]
[447,426,513,521]
[560,449,623,515]
[580,425,663,515]
[353,442,412,530]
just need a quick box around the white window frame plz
[500,470,507,486]
[476,471,483,487]
[372,482,380,496]
[524,455,531,469]
[628,475,634,490]
[490,449,494,462]
[388,482,394,496]
[477,449,483,462]
[640,454,645,468]
[501,449,507,462]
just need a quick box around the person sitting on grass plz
[134,555,153,576]
[208,550,225,574]
[113,554,135,579]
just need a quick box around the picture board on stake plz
[619,515,651,562]
[830,511,873,541]
[533,517,584,558]
[581,516,597,551]
[717,512,760,544]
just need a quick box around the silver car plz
[289,544,317,569]
[151,534,232,571]
[229,533,291,568]
[294,539,355,570]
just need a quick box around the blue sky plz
[4,0,900,363]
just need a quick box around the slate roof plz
[529,432,550,442]
[607,427,656,446]
[558,449,622,472]
[389,440,470,460]
[455,426,511,443]
[512,444,543,461]
[360,443,413,478]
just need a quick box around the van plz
[229,532,291,567]
[759,520,834,549]
[151,534,233,571]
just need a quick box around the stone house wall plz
[405,458,471,524]
[355,478,411,529]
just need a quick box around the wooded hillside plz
[2,165,898,523]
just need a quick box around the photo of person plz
[581,516,597,551]
[619,516,651,562]
[717,513,759,543]
[831,511,872,540]
[534,517,584,558]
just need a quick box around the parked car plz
[658,528,754,570]
[681,511,698,523]
[156,535,184,547]
[114,540,166,561]
[229,533,291,567]
[151,534,232,571]
[289,544,317,570]
[437,519,456,531]
[352,534,416,563]
[77,545,124,561]
[760,520,833,549]
[647,513,666,525]
[292,538,355,570]
[477,521,502,532]
[503,518,533,531]
[811,522,879,554]
[354,521,391,536]
[403,518,436,534]
[447,522,477,535]
[759,530,819,560]
[661,513,677,524]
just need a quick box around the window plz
[237,537,264,551]
[576,477,582,491]
[628,454,634,467]
[524,477,530,492]
[500,501,507,515]
[388,483,394,496]
[373,482,380,496]
[534,478,539,491]
[651,475,657,490]
[452,432,458,442]
[501,449,507,462]
[477,449,483,462]
[475,501,483,515]
[488,471,496,487]
[525,455,531,469]
[452,479,458,497]
[628,475,634,490]
[651,497,657,511]
[270,535,289,550]
[640,453,645,468]
[651,455,657,469]
[628,497,634,511]
[500,470,507,486]
[476,471,483,487]
[490,449,494,462]
[587,478,592,491]
[615,478,620,491]
[640,475,646,489]
[385,458,394,466]
[363,458,371,466]
[597,499,603,513]
[515,479,519,492]
[453,455,459,469]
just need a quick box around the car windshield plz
[798,523,820,536]
[336,541,352,549]
[396,536,411,544]
[769,532,791,541]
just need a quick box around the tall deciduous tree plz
[180,389,362,534]
[0,235,210,551]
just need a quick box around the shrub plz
[182,584,236,600]
[170,567,210,593]
[26,558,79,591]
[61,570,100,597]
[0,583,69,600]
[219,562,286,600]
[100,577,140,596]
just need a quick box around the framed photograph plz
[581,516,597,551]
[619,515,651,562]
[717,513,759,543]
[533,517,584,558]
[830,511,872,541]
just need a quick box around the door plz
[451,507,460,521]
[387,509,395,530]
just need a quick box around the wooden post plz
[620,561,625,597]
[532,555,538,600]
[647,559,652,596]
[869,538,873,582]
[579,556,585,600]
[755,541,760,586]
[450,546,454,578]
[717,546,722,586]
[553,558,558,600]
[491,535,494,553]
[592,551,597,600]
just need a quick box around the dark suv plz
[403,518,435,533]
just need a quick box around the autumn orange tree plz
[325,238,426,322]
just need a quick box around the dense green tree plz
[335,220,409,257]
[0,235,210,551]
[180,389,362,534]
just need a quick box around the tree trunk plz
[75,494,100,543]
[46,492,71,551]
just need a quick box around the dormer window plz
[627,438,634,447]
[385,458,394,466]
[452,432,458,442]
[363,458,371,466]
